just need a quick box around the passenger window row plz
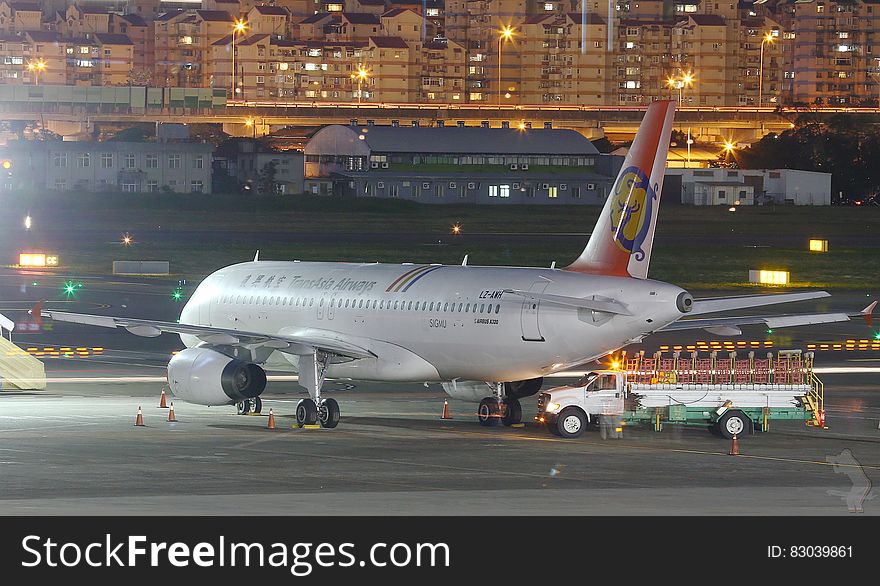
[218,294,502,314]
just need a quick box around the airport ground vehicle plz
[536,349,824,439]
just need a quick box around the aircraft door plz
[317,295,325,320]
[199,275,224,327]
[520,280,549,341]
[328,294,336,320]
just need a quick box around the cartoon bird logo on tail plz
[609,166,657,261]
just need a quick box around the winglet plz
[253,250,260,262]
[27,300,44,328]
[461,254,468,266]
[861,300,877,326]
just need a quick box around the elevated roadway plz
[5,101,880,143]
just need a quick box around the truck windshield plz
[577,373,616,392]
[575,373,598,387]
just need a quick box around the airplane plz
[40,100,876,429]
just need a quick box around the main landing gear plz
[236,396,263,415]
[295,351,340,429]
[477,383,522,427]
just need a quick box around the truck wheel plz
[556,407,587,438]
[718,410,750,440]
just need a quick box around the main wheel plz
[717,410,750,440]
[251,396,263,414]
[296,398,318,426]
[319,398,340,429]
[501,398,522,426]
[477,397,501,427]
[237,400,251,415]
[556,407,587,439]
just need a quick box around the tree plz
[736,115,880,202]
[257,161,279,196]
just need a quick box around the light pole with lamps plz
[665,70,694,106]
[351,64,369,103]
[230,18,247,99]
[27,59,46,85]
[758,32,775,107]
[498,26,515,107]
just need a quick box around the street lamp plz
[351,64,369,103]
[759,32,775,107]
[666,71,694,106]
[27,59,46,85]
[498,26,515,107]
[245,117,256,138]
[231,18,247,99]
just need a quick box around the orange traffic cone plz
[135,406,144,427]
[168,402,177,422]
[729,433,740,456]
[267,408,276,430]
[440,399,452,420]
[159,388,168,409]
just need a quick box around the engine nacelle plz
[441,377,544,402]
[504,377,544,399]
[167,347,267,406]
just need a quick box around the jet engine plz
[167,347,267,406]
[441,377,544,402]
[504,377,544,399]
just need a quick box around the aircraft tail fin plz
[566,100,675,279]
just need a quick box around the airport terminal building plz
[303,124,623,204]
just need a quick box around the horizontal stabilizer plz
[503,289,632,315]
[662,311,852,334]
[690,291,830,315]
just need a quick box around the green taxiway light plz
[766,329,774,334]
[172,289,183,301]
[875,332,880,341]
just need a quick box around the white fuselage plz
[178,261,687,383]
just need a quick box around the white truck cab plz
[536,371,625,438]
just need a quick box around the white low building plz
[665,168,832,206]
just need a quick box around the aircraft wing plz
[39,310,375,360]
[662,302,876,336]
[690,291,830,315]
